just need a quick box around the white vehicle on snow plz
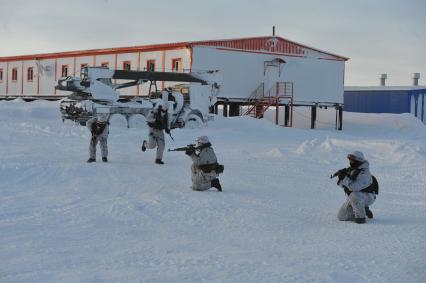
[57,67,220,128]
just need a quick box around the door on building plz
[263,58,286,96]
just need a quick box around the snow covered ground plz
[1,99,425,283]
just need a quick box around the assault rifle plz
[330,168,348,179]
[331,168,352,195]
[168,144,197,152]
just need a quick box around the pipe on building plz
[413,73,420,86]
[380,74,387,86]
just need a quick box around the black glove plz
[165,128,170,134]
[343,187,352,196]
[185,148,194,156]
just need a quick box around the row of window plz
[0,58,183,83]
[0,67,34,82]
[120,58,182,72]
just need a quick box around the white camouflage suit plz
[337,159,376,221]
[190,144,219,191]
[87,117,109,159]
[145,108,166,160]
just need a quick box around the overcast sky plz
[1,0,425,86]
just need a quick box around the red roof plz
[0,36,348,62]
[191,36,348,60]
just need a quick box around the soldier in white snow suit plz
[141,102,170,164]
[336,151,376,224]
[185,136,223,192]
[87,114,109,163]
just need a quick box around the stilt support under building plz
[311,105,317,129]
[338,105,343,131]
[284,105,290,127]
[223,100,229,117]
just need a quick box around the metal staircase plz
[243,82,265,117]
[243,82,294,123]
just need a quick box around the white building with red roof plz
[0,35,348,127]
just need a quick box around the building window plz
[101,62,109,68]
[80,63,88,74]
[172,58,182,72]
[146,60,155,72]
[0,69,3,82]
[123,61,131,71]
[12,68,18,81]
[27,67,34,81]
[61,65,68,77]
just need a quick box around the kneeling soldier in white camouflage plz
[335,151,378,224]
[185,136,223,192]
[87,114,109,163]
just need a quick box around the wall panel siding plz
[344,91,410,113]
[23,61,37,95]
[38,59,56,96]
[192,46,344,103]
[8,61,21,95]
[0,62,7,94]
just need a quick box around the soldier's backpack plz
[215,164,224,174]
[361,175,379,195]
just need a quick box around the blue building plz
[344,86,426,124]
